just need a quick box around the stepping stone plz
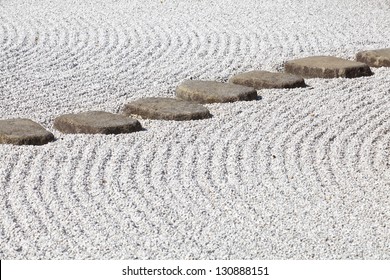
[284,56,373,78]
[356,48,390,67]
[175,80,257,103]
[53,111,142,134]
[122,97,211,121]
[0,118,54,145]
[229,70,306,89]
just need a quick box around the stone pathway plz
[284,56,373,78]
[356,48,390,67]
[122,97,212,121]
[53,111,142,134]
[229,70,306,89]
[2,50,386,145]
[175,80,257,103]
[0,119,54,145]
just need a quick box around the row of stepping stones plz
[1,48,389,145]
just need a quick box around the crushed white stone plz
[1,0,389,259]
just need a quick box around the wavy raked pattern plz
[1,0,390,259]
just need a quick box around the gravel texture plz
[0,0,390,259]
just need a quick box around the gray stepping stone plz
[175,80,257,103]
[53,111,142,134]
[356,48,390,67]
[122,97,211,121]
[0,118,54,145]
[284,56,373,78]
[229,70,306,89]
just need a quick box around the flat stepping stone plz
[356,48,390,67]
[229,70,306,89]
[284,56,373,78]
[53,111,142,134]
[0,118,54,145]
[175,80,257,103]
[122,97,211,121]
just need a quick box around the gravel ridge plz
[0,0,389,259]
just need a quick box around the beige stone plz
[356,48,390,67]
[123,97,211,121]
[284,56,372,78]
[0,118,54,145]
[54,111,142,134]
[229,70,306,89]
[176,80,257,103]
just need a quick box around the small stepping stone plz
[229,70,306,89]
[53,111,142,134]
[0,118,54,145]
[356,48,390,67]
[284,56,373,78]
[175,80,257,103]
[122,97,211,121]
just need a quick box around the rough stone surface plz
[54,111,142,134]
[0,119,54,145]
[123,97,212,120]
[284,56,373,78]
[229,70,306,89]
[176,80,257,103]
[356,48,390,67]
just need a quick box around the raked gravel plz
[0,0,390,259]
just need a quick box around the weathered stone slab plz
[356,48,390,67]
[123,97,211,121]
[0,118,54,145]
[54,111,142,134]
[284,56,373,78]
[229,70,306,89]
[175,80,257,103]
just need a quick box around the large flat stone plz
[53,111,142,134]
[229,70,306,89]
[356,48,390,67]
[175,80,257,103]
[284,56,373,78]
[122,97,211,121]
[0,118,54,145]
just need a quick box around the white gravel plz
[1,0,390,259]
